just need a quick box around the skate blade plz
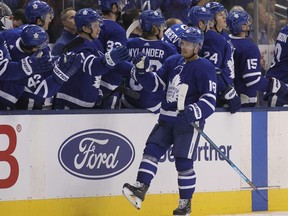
[173,214,190,216]
[122,187,142,210]
[173,213,191,216]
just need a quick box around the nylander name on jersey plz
[129,47,165,58]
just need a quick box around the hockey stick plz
[102,86,140,102]
[126,20,140,39]
[141,0,151,10]
[177,84,268,201]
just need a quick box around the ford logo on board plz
[58,129,135,180]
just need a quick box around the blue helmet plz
[98,0,125,12]
[204,2,227,18]
[139,10,166,32]
[188,6,213,26]
[21,24,48,48]
[227,10,252,35]
[74,8,103,31]
[25,0,54,23]
[180,27,204,45]
[163,24,188,52]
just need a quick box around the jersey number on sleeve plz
[247,58,258,70]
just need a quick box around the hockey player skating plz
[122,27,217,216]
[226,10,288,107]
[265,8,288,106]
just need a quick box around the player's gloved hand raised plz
[221,85,241,114]
[132,53,150,75]
[177,104,202,124]
[104,46,130,68]
[52,52,81,84]
[21,50,54,75]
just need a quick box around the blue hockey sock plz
[136,143,166,186]
[136,154,158,186]
[175,157,196,199]
[177,168,196,199]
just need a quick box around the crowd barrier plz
[0,108,288,216]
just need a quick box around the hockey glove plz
[104,46,130,68]
[177,104,202,124]
[132,53,150,75]
[269,77,288,97]
[52,52,81,84]
[21,51,54,75]
[221,85,241,114]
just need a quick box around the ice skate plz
[173,199,191,216]
[122,182,148,210]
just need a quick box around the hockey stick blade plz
[177,84,268,202]
[177,84,189,111]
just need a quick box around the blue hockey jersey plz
[199,30,234,93]
[54,36,111,109]
[0,37,40,80]
[266,26,288,83]
[0,24,63,109]
[229,35,270,105]
[164,0,192,24]
[98,19,129,109]
[124,37,178,113]
[133,54,217,123]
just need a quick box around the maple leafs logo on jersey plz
[166,71,182,103]
[227,58,235,79]
[93,76,101,89]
